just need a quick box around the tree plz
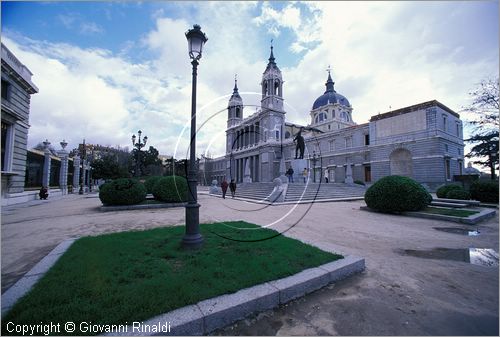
[91,154,129,180]
[465,132,499,180]
[462,78,499,180]
[130,145,163,176]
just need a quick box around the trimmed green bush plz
[144,176,162,194]
[364,175,432,213]
[470,180,499,203]
[446,189,470,200]
[436,183,462,198]
[152,176,188,202]
[99,178,146,206]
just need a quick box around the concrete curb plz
[1,238,76,317]
[1,238,365,336]
[405,207,496,225]
[100,202,187,212]
[110,255,365,336]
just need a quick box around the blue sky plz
[1,1,498,159]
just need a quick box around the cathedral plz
[203,46,465,191]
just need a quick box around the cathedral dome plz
[312,72,350,110]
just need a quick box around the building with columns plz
[202,45,465,191]
[1,43,39,205]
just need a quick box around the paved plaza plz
[1,192,498,335]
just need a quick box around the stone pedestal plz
[243,159,252,183]
[73,156,80,193]
[290,159,308,183]
[345,163,354,184]
[42,149,50,189]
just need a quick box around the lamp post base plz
[182,202,203,249]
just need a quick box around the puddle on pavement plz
[398,248,499,267]
[433,227,480,236]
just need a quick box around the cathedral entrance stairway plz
[284,182,366,202]
[211,182,276,202]
[210,182,366,203]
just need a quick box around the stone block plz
[48,239,76,256]
[1,274,43,317]
[269,267,330,304]
[318,256,365,282]
[107,305,204,336]
[197,282,279,334]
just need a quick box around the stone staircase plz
[210,182,366,203]
[211,182,276,202]
[284,182,366,202]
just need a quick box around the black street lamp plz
[131,130,148,177]
[182,24,207,249]
[310,150,319,183]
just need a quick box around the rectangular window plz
[456,123,460,136]
[458,160,463,175]
[1,122,8,171]
[345,136,352,148]
[329,141,335,152]
[445,144,449,152]
[445,159,451,180]
[443,115,448,132]
[1,80,9,101]
[275,130,279,140]
[364,134,370,146]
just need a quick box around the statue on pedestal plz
[293,127,305,159]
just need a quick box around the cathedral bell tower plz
[259,43,285,144]
[226,76,243,154]
[261,44,284,112]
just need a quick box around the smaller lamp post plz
[310,151,319,183]
[131,130,148,177]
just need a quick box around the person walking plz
[286,167,294,183]
[302,168,308,183]
[221,179,228,199]
[229,179,237,198]
[324,168,329,183]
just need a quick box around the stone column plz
[73,155,81,193]
[57,140,69,195]
[345,162,354,184]
[42,139,51,188]
[243,158,252,183]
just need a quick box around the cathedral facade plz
[203,46,465,191]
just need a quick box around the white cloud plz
[3,1,497,161]
[79,22,104,35]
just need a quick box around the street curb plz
[109,255,364,336]
[1,238,77,317]
[405,207,496,225]
[100,202,187,212]
[1,239,365,335]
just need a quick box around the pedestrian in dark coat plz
[229,179,237,198]
[221,179,228,199]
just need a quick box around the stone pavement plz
[1,192,499,335]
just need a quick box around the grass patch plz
[2,221,341,336]
[420,207,480,217]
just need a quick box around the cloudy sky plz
[2,1,498,159]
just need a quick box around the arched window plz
[285,131,291,139]
[315,112,327,124]
[236,107,241,118]
[274,81,279,95]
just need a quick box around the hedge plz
[99,178,146,206]
[364,175,432,213]
[144,176,162,194]
[436,183,463,198]
[152,176,188,202]
[446,189,470,200]
[470,180,499,203]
